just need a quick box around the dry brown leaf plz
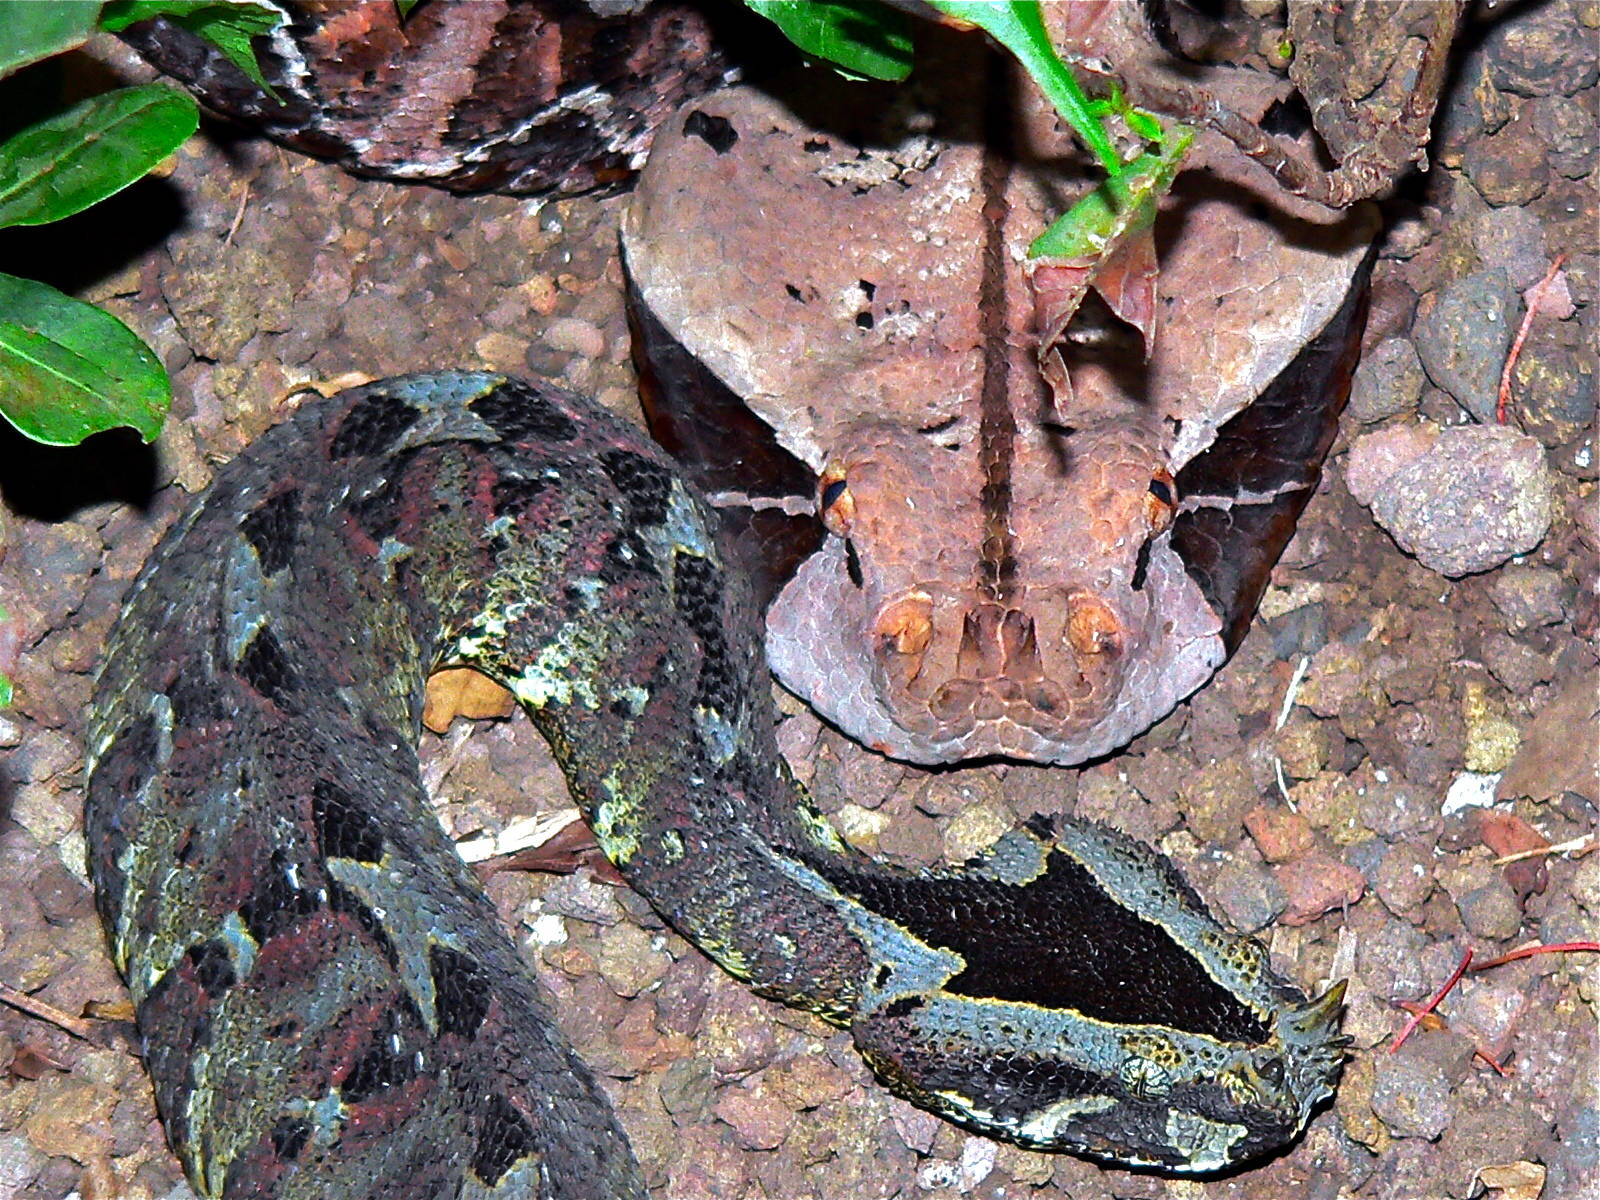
[1497,669,1600,805]
[423,667,515,735]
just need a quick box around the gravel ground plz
[0,7,1595,1200]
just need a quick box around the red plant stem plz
[1497,253,1568,424]
[1389,948,1473,1053]
[1473,940,1600,971]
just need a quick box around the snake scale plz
[86,371,1347,1198]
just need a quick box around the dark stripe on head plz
[236,626,297,707]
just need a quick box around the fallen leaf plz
[423,667,515,734]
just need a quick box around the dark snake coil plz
[86,372,1346,1198]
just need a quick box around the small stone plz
[713,1072,794,1150]
[1486,0,1600,96]
[1488,564,1570,631]
[1349,336,1425,423]
[1471,208,1550,290]
[1457,878,1526,940]
[1275,716,1334,780]
[596,921,672,998]
[1244,805,1316,863]
[1274,854,1365,925]
[1512,339,1598,450]
[1463,107,1551,206]
[1182,757,1258,843]
[0,1134,44,1194]
[1413,269,1514,418]
[1462,679,1522,773]
[1345,422,1555,577]
[943,800,1014,864]
[1528,93,1600,178]
[1371,1051,1454,1140]
[544,316,607,359]
[1373,839,1436,915]
[1209,859,1285,932]
[1480,631,1556,693]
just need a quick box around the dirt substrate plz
[0,7,1596,1200]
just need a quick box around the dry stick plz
[1127,1,1462,209]
[0,979,98,1042]
[1493,832,1596,866]
[1497,253,1570,424]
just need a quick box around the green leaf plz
[0,672,11,708]
[1029,125,1193,261]
[101,1,284,94]
[927,1,1123,182]
[0,272,170,446]
[0,82,198,228]
[747,0,912,82]
[396,0,424,17]
[0,1,101,81]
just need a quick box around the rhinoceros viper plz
[86,371,1346,1198]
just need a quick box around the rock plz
[1274,854,1366,925]
[1457,878,1526,940]
[1528,93,1600,178]
[1371,1051,1454,1139]
[1373,839,1436,915]
[1486,0,1600,96]
[1463,107,1551,206]
[1349,336,1425,423]
[1209,859,1285,932]
[1487,564,1570,631]
[1345,422,1555,577]
[1471,208,1550,290]
[1244,805,1316,864]
[1413,269,1514,418]
[1461,678,1522,773]
[1512,339,1598,450]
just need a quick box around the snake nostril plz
[874,595,934,656]
[1066,593,1123,658]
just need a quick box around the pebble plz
[543,316,607,359]
[1209,859,1285,933]
[1462,107,1551,206]
[1485,0,1600,97]
[1512,339,1597,451]
[1373,839,1436,915]
[1274,854,1366,925]
[1349,336,1425,423]
[1487,564,1570,630]
[1461,678,1521,773]
[1371,1051,1455,1140]
[1345,421,1555,576]
[1456,878,1525,940]
[1413,268,1514,419]
[1470,207,1550,289]
[1243,805,1316,863]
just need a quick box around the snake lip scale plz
[87,372,1348,1198]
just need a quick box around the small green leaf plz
[0,1,101,81]
[927,1,1122,181]
[1028,125,1193,261]
[747,0,913,82]
[0,272,170,446]
[0,672,11,708]
[0,83,198,228]
[101,1,284,95]
[396,0,424,17]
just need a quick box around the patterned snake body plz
[87,372,1345,1198]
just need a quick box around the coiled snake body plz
[87,372,1345,1198]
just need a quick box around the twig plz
[1389,948,1472,1053]
[0,980,98,1042]
[1497,253,1568,424]
[1276,654,1310,731]
[224,179,252,248]
[1492,832,1596,866]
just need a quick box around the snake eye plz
[1256,1056,1285,1087]
[819,465,855,537]
[1144,469,1176,533]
